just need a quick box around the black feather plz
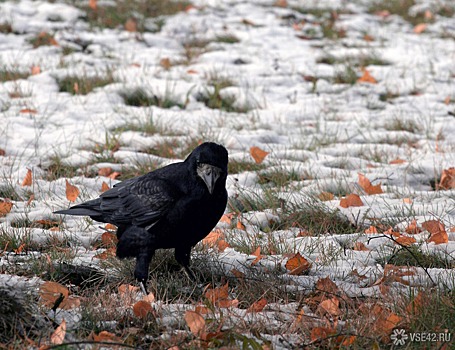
[54,142,228,289]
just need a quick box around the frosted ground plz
[0,0,454,348]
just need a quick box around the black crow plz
[55,142,228,291]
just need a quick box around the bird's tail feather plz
[54,198,102,217]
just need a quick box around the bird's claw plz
[139,280,148,295]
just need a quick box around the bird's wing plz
[99,175,179,227]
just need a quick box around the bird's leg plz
[134,249,154,294]
[175,247,196,281]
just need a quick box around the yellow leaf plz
[65,180,80,202]
[50,319,66,345]
[250,146,269,164]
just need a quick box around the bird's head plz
[186,142,228,194]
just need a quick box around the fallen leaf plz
[195,305,210,314]
[0,148,5,156]
[118,284,140,296]
[0,200,13,217]
[94,247,116,259]
[101,181,110,192]
[274,0,287,7]
[19,108,37,114]
[339,193,363,208]
[251,246,263,265]
[40,281,69,308]
[186,69,198,74]
[236,219,246,230]
[231,268,245,279]
[88,0,97,10]
[310,326,336,343]
[160,58,171,70]
[205,283,229,304]
[143,292,155,303]
[285,252,311,275]
[413,23,427,34]
[315,277,340,295]
[403,197,412,204]
[318,297,341,316]
[92,331,121,342]
[422,220,448,244]
[133,300,152,319]
[31,65,41,75]
[202,230,224,247]
[353,242,370,251]
[363,34,374,41]
[376,312,402,339]
[105,223,116,231]
[444,96,451,105]
[101,231,118,247]
[250,146,269,164]
[220,213,233,224]
[184,310,206,337]
[438,168,455,190]
[395,235,416,246]
[357,68,377,84]
[98,167,113,177]
[65,180,80,202]
[337,335,357,346]
[50,319,66,345]
[22,168,32,186]
[318,192,334,201]
[364,226,378,234]
[358,173,383,195]
[125,18,137,32]
[108,171,121,180]
[389,158,406,164]
[246,298,267,313]
[405,219,421,234]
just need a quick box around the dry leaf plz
[184,310,206,337]
[316,276,339,295]
[202,230,224,247]
[357,68,377,84]
[318,192,334,201]
[0,148,5,156]
[143,292,155,303]
[236,219,246,230]
[274,0,287,7]
[50,319,66,345]
[205,283,229,304]
[310,327,336,343]
[318,297,341,316]
[231,268,245,279]
[101,231,118,247]
[422,220,448,244]
[108,171,121,179]
[22,168,32,186]
[363,34,374,41]
[94,247,116,260]
[250,146,269,164]
[31,65,41,75]
[403,197,412,204]
[133,300,152,319]
[444,96,451,105]
[220,213,233,224]
[364,225,378,234]
[358,173,383,195]
[160,58,171,70]
[336,335,357,346]
[246,298,267,313]
[353,242,370,251]
[65,180,80,202]
[395,235,417,246]
[101,181,110,192]
[405,219,421,234]
[0,200,13,217]
[92,331,121,342]
[438,168,455,190]
[118,284,140,296]
[285,252,311,275]
[195,305,210,314]
[125,18,137,32]
[251,246,263,265]
[20,108,38,114]
[413,23,427,34]
[89,0,97,11]
[389,158,406,164]
[40,281,69,308]
[98,167,113,177]
[339,193,363,208]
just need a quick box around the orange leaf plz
[98,167,113,177]
[184,310,206,337]
[363,34,374,41]
[108,171,121,180]
[251,246,263,265]
[405,219,421,234]
[395,235,416,246]
[438,168,455,190]
[205,283,229,304]
[118,284,140,295]
[186,69,198,74]
[364,225,378,234]
[143,292,155,303]
[310,327,336,342]
[160,58,171,70]
[315,276,339,294]
[0,201,13,217]
[50,319,66,345]
[22,168,32,186]
[403,197,412,204]
[274,0,287,7]
[250,146,269,164]
[19,108,37,114]
[92,331,121,342]
[357,68,377,84]
[236,219,246,230]
[101,181,110,192]
[89,0,97,11]
[339,193,363,208]
[31,65,41,75]
[65,180,80,202]
[202,230,224,247]
[337,335,356,346]
[195,305,210,314]
[105,223,116,231]
[318,297,341,316]
[94,247,116,259]
[285,252,311,275]
[353,242,370,251]
[246,298,267,313]
[318,192,334,201]
[101,231,118,247]
[389,158,406,164]
[377,312,402,336]
[423,220,448,244]
[413,23,427,34]
[133,300,152,319]
[358,173,383,195]
[220,213,233,224]
[444,96,451,105]
[217,239,230,252]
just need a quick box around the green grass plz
[317,54,390,67]
[57,74,115,95]
[120,87,185,109]
[228,159,267,174]
[28,32,58,48]
[378,245,455,269]
[0,67,30,82]
[333,65,358,85]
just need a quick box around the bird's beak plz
[197,163,222,194]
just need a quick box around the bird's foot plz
[139,280,148,295]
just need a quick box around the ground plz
[0,0,454,349]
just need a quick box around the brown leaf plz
[315,276,340,295]
[22,168,32,186]
[310,326,336,343]
[143,292,155,303]
[358,173,383,195]
[389,158,406,164]
[205,283,229,304]
[318,297,341,316]
[405,219,421,234]
[184,310,206,337]
[274,0,287,7]
[65,180,80,202]
[133,300,152,319]
[251,246,263,265]
[339,193,363,208]
[353,242,370,251]
[357,68,377,84]
[395,235,416,246]
[92,331,121,342]
[246,298,267,313]
[438,168,455,190]
[94,247,116,260]
[50,319,66,345]
[220,213,233,224]
[125,18,137,32]
[101,231,118,247]
[231,268,245,279]
[318,192,334,201]
[236,219,246,230]
[118,284,140,296]
[422,220,448,244]
[413,23,427,34]
[363,34,374,41]
[101,181,110,192]
[108,171,121,180]
[0,148,5,156]
[31,65,41,75]
[364,225,378,234]
[98,167,113,177]
[88,0,97,11]
[0,200,13,217]
[285,253,311,275]
[160,58,172,70]
[202,230,224,248]
[20,108,38,114]
[250,146,269,164]
[39,281,69,308]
